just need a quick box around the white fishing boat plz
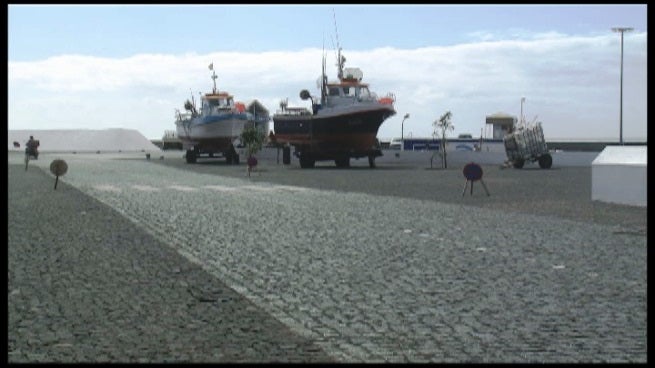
[175,63,253,164]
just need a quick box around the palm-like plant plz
[241,125,266,159]
[433,111,454,168]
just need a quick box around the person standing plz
[26,135,39,159]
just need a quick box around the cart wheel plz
[538,154,552,169]
[513,159,525,169]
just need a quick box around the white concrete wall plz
[592,165,647,207]
[591,146,647,207]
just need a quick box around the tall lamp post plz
[612,27,633,145]
[401,113,410,151]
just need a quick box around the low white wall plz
[592,165,647,207]
[591,146,647,207]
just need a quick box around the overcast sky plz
[8,4,648,141]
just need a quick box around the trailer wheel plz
[512,158,525,169]
[335,157,350,168]
[185,149,197,164]
[299,154,315,169]
[538,154,552,169]
[368,155,376,168]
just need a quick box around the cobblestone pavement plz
[151,148,647,231]
[8,153,647,362]
[8,164,334,363]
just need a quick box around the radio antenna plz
[332,8,344,79]
[332,8,341,52]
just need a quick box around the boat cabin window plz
[343,86,357,97]
[358,87,371,99]
[202,100,211,112]
[329,87,340,96]
[203,98,232,114]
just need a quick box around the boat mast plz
[209,62,217,94]
[321,47,328,105]
[332,9,345,80]
[520,97,526,128]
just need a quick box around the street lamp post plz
[401,113,410,151]
[612,27,633,145]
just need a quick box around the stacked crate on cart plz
[503,122,552,169]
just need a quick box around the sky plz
[7,4,648,141]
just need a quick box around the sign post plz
[247,155,258,177]
[50,159,68,190]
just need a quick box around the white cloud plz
[8,32,647,141]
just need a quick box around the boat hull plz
[176,114,251,153]
[273,106,395,159]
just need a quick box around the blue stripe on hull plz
[200,113,250,125]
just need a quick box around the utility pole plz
[612,27,633,145]
[401,113,410,151]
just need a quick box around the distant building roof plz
[486,112,517,126]
[486,112,515,119]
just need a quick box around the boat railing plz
[378,92,395,105]
[176,111,193,122]
[361,92,378,101]
[276,107,312,116]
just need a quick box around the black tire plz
[226,145,239,165]
[512,158,525,169]
[299,154,315,169]
[368,155,376,168]
[538,154,552,169]
[282,146,291,164]
[334,157,350,168]
[185,149,197,164]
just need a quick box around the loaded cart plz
[503,122,552,169]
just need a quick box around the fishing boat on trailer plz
[175,63,253,164]
[272,45,396,168]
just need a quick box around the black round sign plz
[50,159,68,176]
[463,162,483,181]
